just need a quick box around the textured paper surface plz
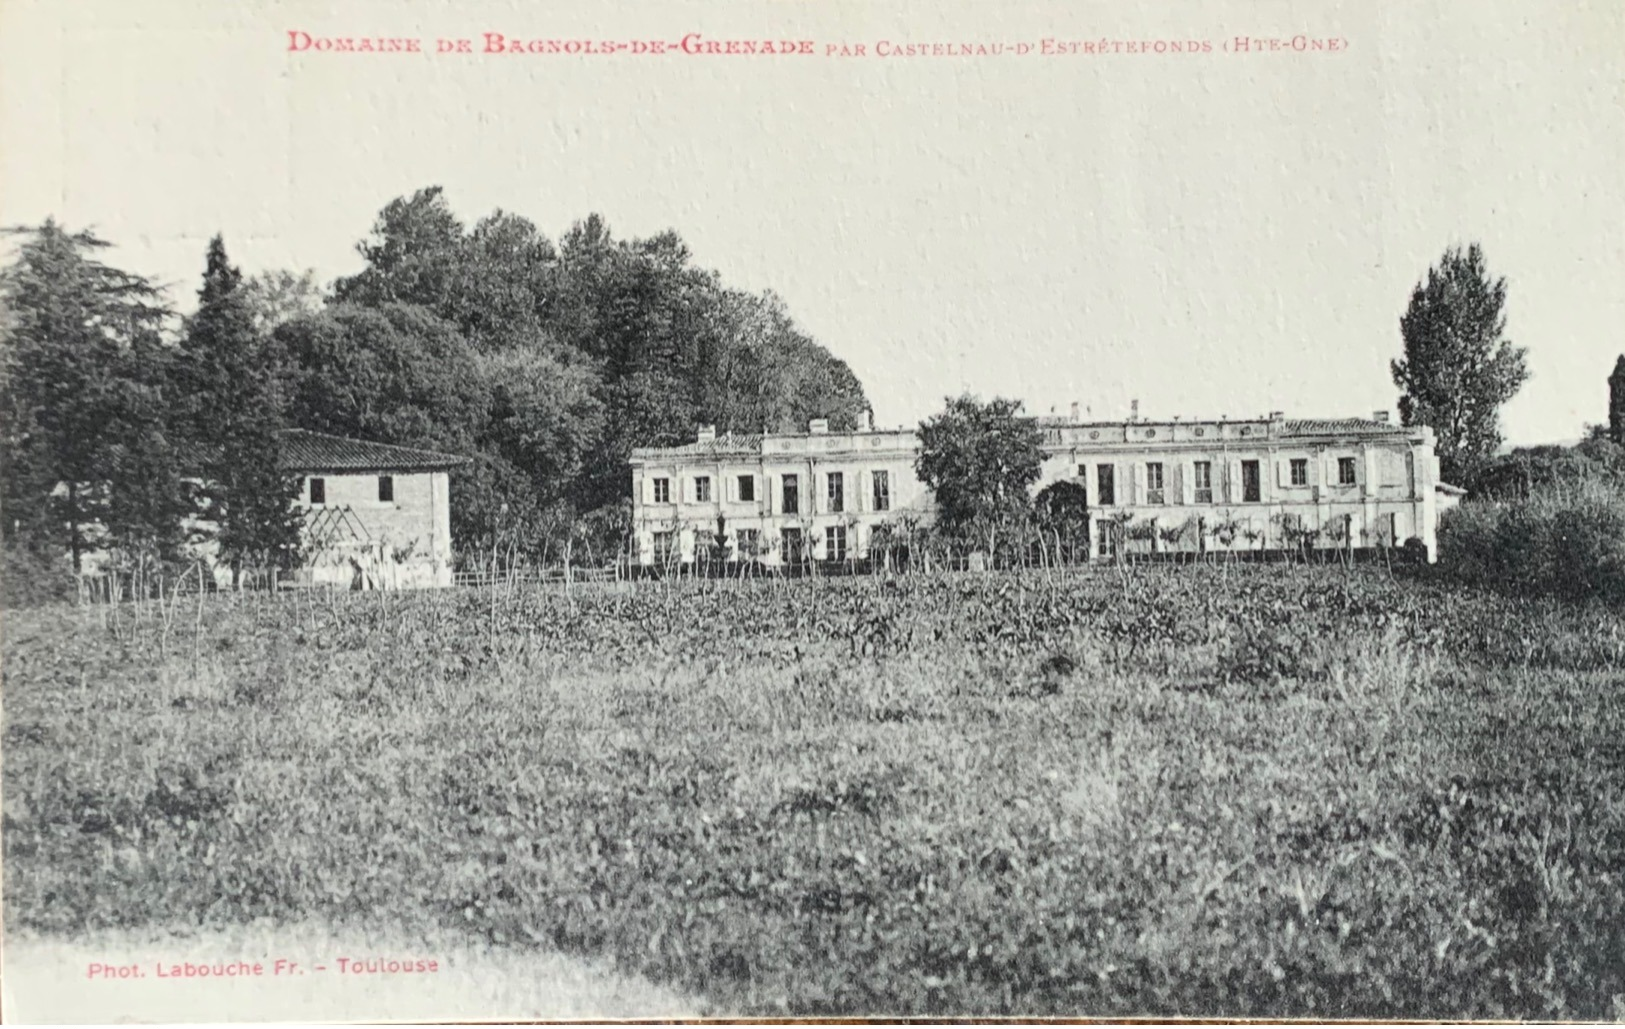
[3,0,1623,1023]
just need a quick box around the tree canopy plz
[1,189,872,573]
[1391,244,1530,484]
[0,220,178,569]
[914,394,1045,550]
[318,186,870,539]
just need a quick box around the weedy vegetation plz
[5,565,1625,1018]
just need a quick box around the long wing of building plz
[628,410,1454,568]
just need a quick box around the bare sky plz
[3,0,1620,445]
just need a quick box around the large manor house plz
[629,406,1457,569]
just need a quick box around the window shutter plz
[1310,454,1323,487]
[1276,460,1288,488]
[1172,463,1186,505]
[725,475,735,503]
[641,476,651,505]
[764,476,773,514]
[1131,463,1144,505]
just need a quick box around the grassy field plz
[5,565,1625,1018]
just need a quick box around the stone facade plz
[280,430,460,589]
[629,411,1449,566]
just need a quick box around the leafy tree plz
[915,394,1045,554]
[277,302,485,450]
[1391,243,1530,484]
[242,268,326,334]
[320,187,874,536]
[0,220,178,569]
[1035,479,1091,563]
[1468,437,1625,501]
[475,348,605,508]
[98,331,193,566]
[333,186,465,311]
[275,302,513,550]
[177,236,302,581]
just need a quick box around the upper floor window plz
[309,477,326,505]
[737,475,756,502]
[1097,465,1115,506]
[1242,460,1261,502]
[871,470,891,512]
[783,474,800,514]
[1146,462,1165,505]
[1193,461,1212,504]
[827,471,845,514]
[1338,457,1357,485]
[378,475,394,503]
[652,477,671,504]
[1290,458,1309,487]
[694,476,712,503]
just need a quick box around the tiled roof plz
[278,429,466,472]
[1281,418,1406,437]
[632,434,764,459]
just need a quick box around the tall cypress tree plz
[1608,355,1625,446]
[179,236,302,583]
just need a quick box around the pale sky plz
[3,0,1621,445]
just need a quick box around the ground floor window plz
[736,528,761,558]
[652,530,675,565]
[781,527,804,563]
[309,477,326,505]
[825,524,848,562]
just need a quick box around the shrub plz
[1439,481,1625,603]
[1,544,78,608]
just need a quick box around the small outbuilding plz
[277,429,464,589]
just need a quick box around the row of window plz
[1089,457,1359,506]
[651,524,852,563]
[650,471,892,514]
[306,476,394,505]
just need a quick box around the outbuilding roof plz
[278,429,466,472]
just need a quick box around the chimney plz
[1130,399,1139,422]
[808,418,829,435]
[1069,402,1080,422]
[857,410,872,433]
[696,424,716,442]
[1269,410,1284,421]
[1373,410,1391,424]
